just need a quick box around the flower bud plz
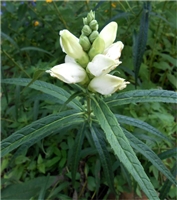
[82,25,92,36]
[87,10,95,24]
[83,17,88,25]
[89,30,99,43]
[88,74,130,95]
[46,63,89,84]
[79,35,91,51]
[89,20,99,30]
[88,36,105,60]
[59,29,90,68]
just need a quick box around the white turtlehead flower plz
[88,74,130,95]
[87,54,121,77]
[99,22,118,49]
[60,30,89,67]
[46,62,88,84]
[60,30,83,59]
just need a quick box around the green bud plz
[76,54,90,68]
[89,20,99,30]
[89,30,99,43]
[79,35,91,51]
[83,17,88,25]
[87,10,95,24]
[88,36,105,60]
[82,25,92,36]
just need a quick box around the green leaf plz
[22,70,45,92]
[133,2,151,87]
[59,91,84,112]
[123,129,177,186]
[1,32,19,49]
[2,78,83,111]
[115,114,171,142]
[1,176,56,200]
[91,96,159,200]
[158,148,177,160]
[1,110,84,157]
[19,46,54,57]
[70,123,86,185]
[159,161,177,199]
[90,125,115,193]
[106,89,177,107]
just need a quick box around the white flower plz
[46,62,88,84]
[99,22,118,49]
[60,30,89,67]
[88,74,130,95]
[60,30,83,58]
[87,54,121,77]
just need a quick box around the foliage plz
[1,1,177,199]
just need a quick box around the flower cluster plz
[46,11,129,95]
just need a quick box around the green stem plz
[149,1,167,70]
[87,95,91,124]
[118,1,127,12]
[53,1,69,30]
[3,50,31,78]
[85,0,90,11]
[122,8,142,41]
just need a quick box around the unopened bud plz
[88,36,105,60]
[87,10,95,23]
[89,20,98,30]
[89,31,99,43]
[83,18,88,25]
[82,25,92,36]
[79,35,91,51]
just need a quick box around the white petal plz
[104,41,124,60]
[99,22,118,49]
[65,55,76,64]
[87,54,120,77]
[46,63,87,84]
[60,30,80,55]
[88,74,130,95]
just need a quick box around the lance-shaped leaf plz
[133,2,151,87]
[90,125,115,193]
[115,114,171,142]
[1,110,84,157]
[159,161,177,199]
[123,128,176,186]
[106,89,177,107]
[69,123,86,185]
[91,96,159,200]
[2,78,83,111]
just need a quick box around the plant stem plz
[53,1,69,30]
[149,1,167,70]
[87,95,91,124]
[3,50,31,78]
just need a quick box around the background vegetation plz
[1,1,177,199]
